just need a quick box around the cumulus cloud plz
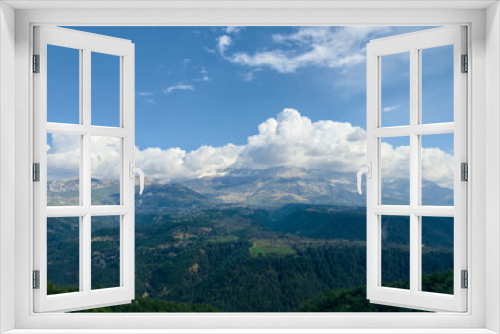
[223,26,391,73]
[47,134,80,181]
[164,84,194,94]
[217,35,232,55]
[135,144,242,180]
[237,109,367,172]
[90,137,122,179]
[47,108,454,189]
[421,147,454,189]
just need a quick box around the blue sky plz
[46,26,455,186]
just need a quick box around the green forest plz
[48,270,452,312]
[47,203,454,313]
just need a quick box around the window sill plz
[4,329,497,334]
[4,330,498,334]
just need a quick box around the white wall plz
[486,2,500,333]
[0,1,16,333]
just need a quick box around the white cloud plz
[195,68,211,82]
[382,105,401,112]
[47,134,80,181]
[205,47,217,54]
[241,69,262,82]
[217,35,232,55]
[226,26,244,34]
[90,137,122,180]
[47,108,453,189]
[195,75,210,82]
[194,74,210,82]
[223,26,391,73]
[422,147,454,189]
[164,84,194,94]
[237,109,368,172]
[134,144,243,181]
[138,91,156,103]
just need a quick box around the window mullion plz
[409,47,420,294]
[82,48,92,294]
[81,214,90,293]
[416,48,423,292]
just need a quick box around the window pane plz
[92,216,120,290]
[91,52,120,127]
[421,217,454,294]
[421,133,454,206]
[47,133,80,206]
[381,215,410,289]
[381,52,410,127]
[47,45,80,124]
[381,137,410,205]
[47,217,80,295]
[91,136,121,205]
[421,45,454,124]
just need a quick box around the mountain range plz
[48,166,453,208]
[46,166,454,312]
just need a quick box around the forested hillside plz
[48,270,452,312]
[48,201,454,312]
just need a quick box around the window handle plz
[129,161,145,195]
[357,162,372,195]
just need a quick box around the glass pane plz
[381,215,410,289]
[47,217,79,295]
[381,52,410,127]
[421,217,454,294]
[47,133,80,206]
[92,216,120,290]
[421,45,454,124]
[91,52,120,127]
[47,45,80,124]
[381,137,410,205]
[421,133,454,206]
[91,136,121,205]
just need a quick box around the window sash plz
[366,26,468,312]
[33,26,136,313]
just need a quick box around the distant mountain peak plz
[48,166,453,208]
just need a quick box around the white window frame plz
[33,26,136,312]
[365,26,468,312]
[1,1,499,333]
